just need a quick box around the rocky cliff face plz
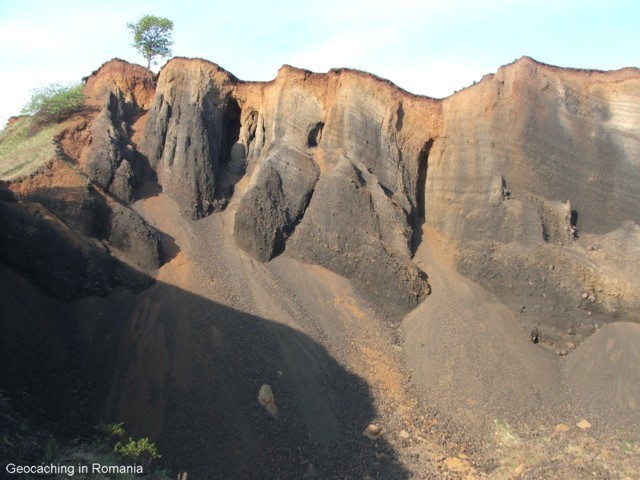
[130,59,440,314]
[62,55,638,322]
[9,55,637,320]
[426,57,640,330]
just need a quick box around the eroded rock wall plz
[140,59,238,218]
[426,57,640,329]
[134,61,440,314]
[229,67,440,313]
[81,60,156,203]
[427,57,640,239]
[72,56,640,322]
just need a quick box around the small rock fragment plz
[577,420,592,430]
[444,457,470,472]
[302,463,317,479]
[258,384,278,417]
[375,451,389,461]
[530,327,539,344]
[399,430,410,439]
[363,424,382,440]
[554,423,570,433]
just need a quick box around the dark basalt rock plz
[234,143,319,262]
[20,184,162,271]
[21,186,110,239]
[110,159,135,203]
[108,202,162,270]
[84,93,125,192]
[140,62,236,219]
[286,156,429,316]
[0,198,152,301]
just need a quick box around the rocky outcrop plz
[134,60,439,313]
[12,160,163,273]
[286,155,429,314]
[55,56,640,321]
[231,67,439,313]
[81,59,156,203]
[21,184,110,239]
[83,92,126,192]
[110,158,135,201]
[0,192,152,300]
[140,59,238,219]
[233,142,319,261]
[83,58,156,113]
[425,57,640,329]
[107,201,162,270]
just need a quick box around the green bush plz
[21,82,85,126]
[114,437,161,462]
[98,422,161,468]
[97,422,127,439]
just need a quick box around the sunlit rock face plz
[135,60,440,315]
[81,56,640,321]
[425,57,640,328]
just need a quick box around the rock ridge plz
[40,55,640,320]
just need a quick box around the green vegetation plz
[494,417,520,448]
[0,116,60,180]
[127,15,174,69]
[0,81,87,180]
[0,81,86,180]
[1,413,169,480]
[100,422,161,465]
[115,437,161,462]
[20,82,85,127]
[98,421,127,438]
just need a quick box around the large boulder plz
[234,142,319,261]
[286,155,429,316]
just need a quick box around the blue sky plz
[0,0,638,128]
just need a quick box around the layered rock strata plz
[41,55,640,321]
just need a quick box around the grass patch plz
[494,417,521,448]
[0,117,61,181]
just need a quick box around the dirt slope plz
[65,192,451,478]
[565,322,640,432]
[403,227,563,442]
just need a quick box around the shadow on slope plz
[0,262,409,479]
